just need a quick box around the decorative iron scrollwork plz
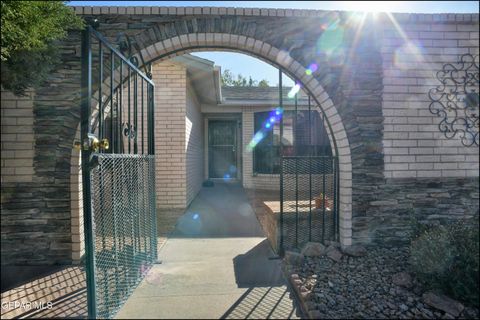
[428,53,479,147]
[115,32,153,79]
[123,122,136,140]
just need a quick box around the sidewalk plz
[116,182,300,319]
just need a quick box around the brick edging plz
[285,269,311,319]
[70,6,479,23]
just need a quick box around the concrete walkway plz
[116,182,300,319]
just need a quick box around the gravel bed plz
[283,246,479,319]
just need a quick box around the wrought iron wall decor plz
[428,53,479,147]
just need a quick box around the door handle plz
[75,134,109,152]
[91,137,109,152]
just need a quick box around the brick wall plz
[151,60,203,209]
[185,82,204,206]
[70,129,84,264]
[1,88,74,265]
[1,89,35,184]
[152,61,187,208]
[382,21,479,179]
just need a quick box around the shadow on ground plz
[233,239,284,288]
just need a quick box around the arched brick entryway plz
[131,34,353,246]
[69,28,354,246]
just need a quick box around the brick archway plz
[129,33,353,246]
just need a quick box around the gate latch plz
[73,134,109,152]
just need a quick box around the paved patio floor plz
[116,182,300,319]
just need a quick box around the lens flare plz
[246,108,285,152]
[306,63,319,75]
[246,131,266,152]
[317,19,344,55]
[287,83,301,98]
[394,41,425,70]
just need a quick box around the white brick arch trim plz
[136,33,353,246]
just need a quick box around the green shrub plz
[1,1,84,95]
[410,219,479,306]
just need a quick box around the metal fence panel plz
[90,154,157,318]
[280,156,337,252]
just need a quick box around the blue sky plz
[68,1,479,86]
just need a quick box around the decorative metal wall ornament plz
[428,53,479,147]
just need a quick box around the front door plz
[208,120,237,179]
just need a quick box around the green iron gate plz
[80,26,157,318]
[278,70,339,254]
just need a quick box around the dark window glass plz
[253,110,332,174]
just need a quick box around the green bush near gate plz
[409,217,479,307]
[0,1,84,95]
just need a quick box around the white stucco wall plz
[186,81,204,206]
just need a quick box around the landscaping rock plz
[284,251,304,266]
[309,310,322,319]
[342,245,367,257]
[422,292,464,317]
[301,242,326,257]
[392,272,413,289]
[326,247,343,262]
[282,246,479,319]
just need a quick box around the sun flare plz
[339,1,404,13]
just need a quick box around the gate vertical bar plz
[81,25,97,319]
[294,93,298,248]
[278,69,284,255]
[321,112,326,243]
[110,51,115,153]
[128,67,131,154]
[335,156,340,242]
[134,74,138,154]
[147,82,157,260]
[308,95,312,242]
[118,61,123,154]
[98,42,103,141]
[141,79,144,154]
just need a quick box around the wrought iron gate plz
[278,70,339,254]
[80,26,157,318]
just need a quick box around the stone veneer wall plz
[351,17,480,245]
[1,86,81,265]
[1,7,479,265]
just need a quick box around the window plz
[253,110,332,174]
